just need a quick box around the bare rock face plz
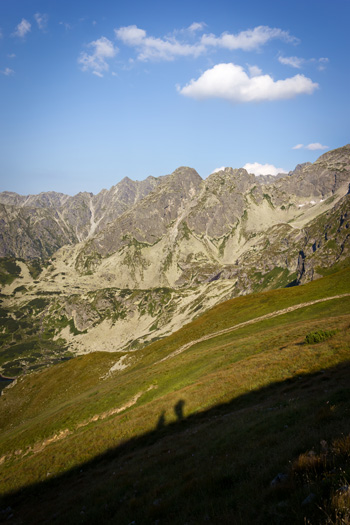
[89,175,161,234]
[186,168,255,237]
[0,191,71,208]
[0,176,161,259]
[75,167,203,268]
[296,194,350,283]
[275,145,350,198]
[0,144,349,285]
[0,203,78,259]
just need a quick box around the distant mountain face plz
[0,145,349,367]
[1,145,350,285]
[62,144,350,288]
[0,176,161,258]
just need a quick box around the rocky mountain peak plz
[288,163,312,176]
[165,166,202,187]
[0,190,70,208]
[205,167,254,194]
[314,144,350,170]
[119,176,133,185]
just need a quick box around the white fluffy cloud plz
[178,63,318,103]
[114,24,298,62]
[78,37,117,77]
[115,25,146,46]
[115,25,205,61]
[13,18,31,38]
[34,13,48,31]
[243,162,287,176]
[248,65,262,77]
[293,143,329,150]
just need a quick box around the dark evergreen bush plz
[305,329,336,344]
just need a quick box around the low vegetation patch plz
[305,329,337,344]
[282,433,350,524]
[27,258,43,279]
[0,258,21,286]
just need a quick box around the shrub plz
[13,285,27,294]
[305,329,336,344]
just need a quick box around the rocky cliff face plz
[0,176,161,258]
[64,145,350,288]
[0,203,78,259]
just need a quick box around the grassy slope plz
[0,268,350,523]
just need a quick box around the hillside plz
[1,269,350,523]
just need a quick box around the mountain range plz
[0,144,349,373]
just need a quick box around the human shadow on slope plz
[2,361,350,525]
[155,400,185,430]
[155,410,166,430]
[174,399,185,421]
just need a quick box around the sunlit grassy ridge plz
[1,268,350,523]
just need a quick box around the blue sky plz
[0,0,349,195]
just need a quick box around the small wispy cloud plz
[243,162,287,176]
[59,21,72,31]
[13,18,31,38]
[317,57,329,71]
[201,25,298,51]
[293,143,329,151]
[7,53,16,58]
[306,143,328,150]
[178,63,318,103]
[188,22,206,33]
[1,67,15,76]
[115,25,205,61]
[279,55,329,71]
[278,56,304,68]
[34,13,48,31]
[78,36,118,77]
[114,24,299,62]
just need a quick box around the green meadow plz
[1,268,350,524]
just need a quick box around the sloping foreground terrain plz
[1,268,350,524]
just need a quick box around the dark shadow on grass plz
[2,361,350,524]
[156,410,166,430]
[174,399,185,421]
